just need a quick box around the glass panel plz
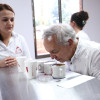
[62,0,82,24]
[34,0,59,56]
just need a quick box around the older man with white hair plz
[42,23,100,79]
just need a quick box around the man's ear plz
[68,39,73,46]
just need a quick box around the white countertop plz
[30,71,95,100]
[0,69,98,100]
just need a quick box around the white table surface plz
[0,68,100,100]
[30,71,96,100]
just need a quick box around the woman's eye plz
[11,18,14,22]
[2,18,14,22]
[2,19,8,22]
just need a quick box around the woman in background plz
[70,10,90,40]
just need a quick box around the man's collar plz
[70,39,82,62]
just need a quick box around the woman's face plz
[0,9,14,35]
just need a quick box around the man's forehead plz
[44,36,59,50]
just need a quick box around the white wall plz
[83,0,100,42]
[0,0,35,59]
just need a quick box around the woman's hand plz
[0,56,18,68]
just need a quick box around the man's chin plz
[57,59,65,63]
[60,61,65,63]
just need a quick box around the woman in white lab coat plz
[0,4,31,68]
[0,4,36,100]
[70,10,90,40]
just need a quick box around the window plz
[32,0,82,59]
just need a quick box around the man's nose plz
[50,53,56,59]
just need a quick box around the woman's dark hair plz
[0,4,15,40]
[0,3,14,13]
[70,10,89,29]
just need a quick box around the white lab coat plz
[76,30,90,40]
[0,31,31,60]
[0,32,35,100]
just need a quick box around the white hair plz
[42,23,76,45]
